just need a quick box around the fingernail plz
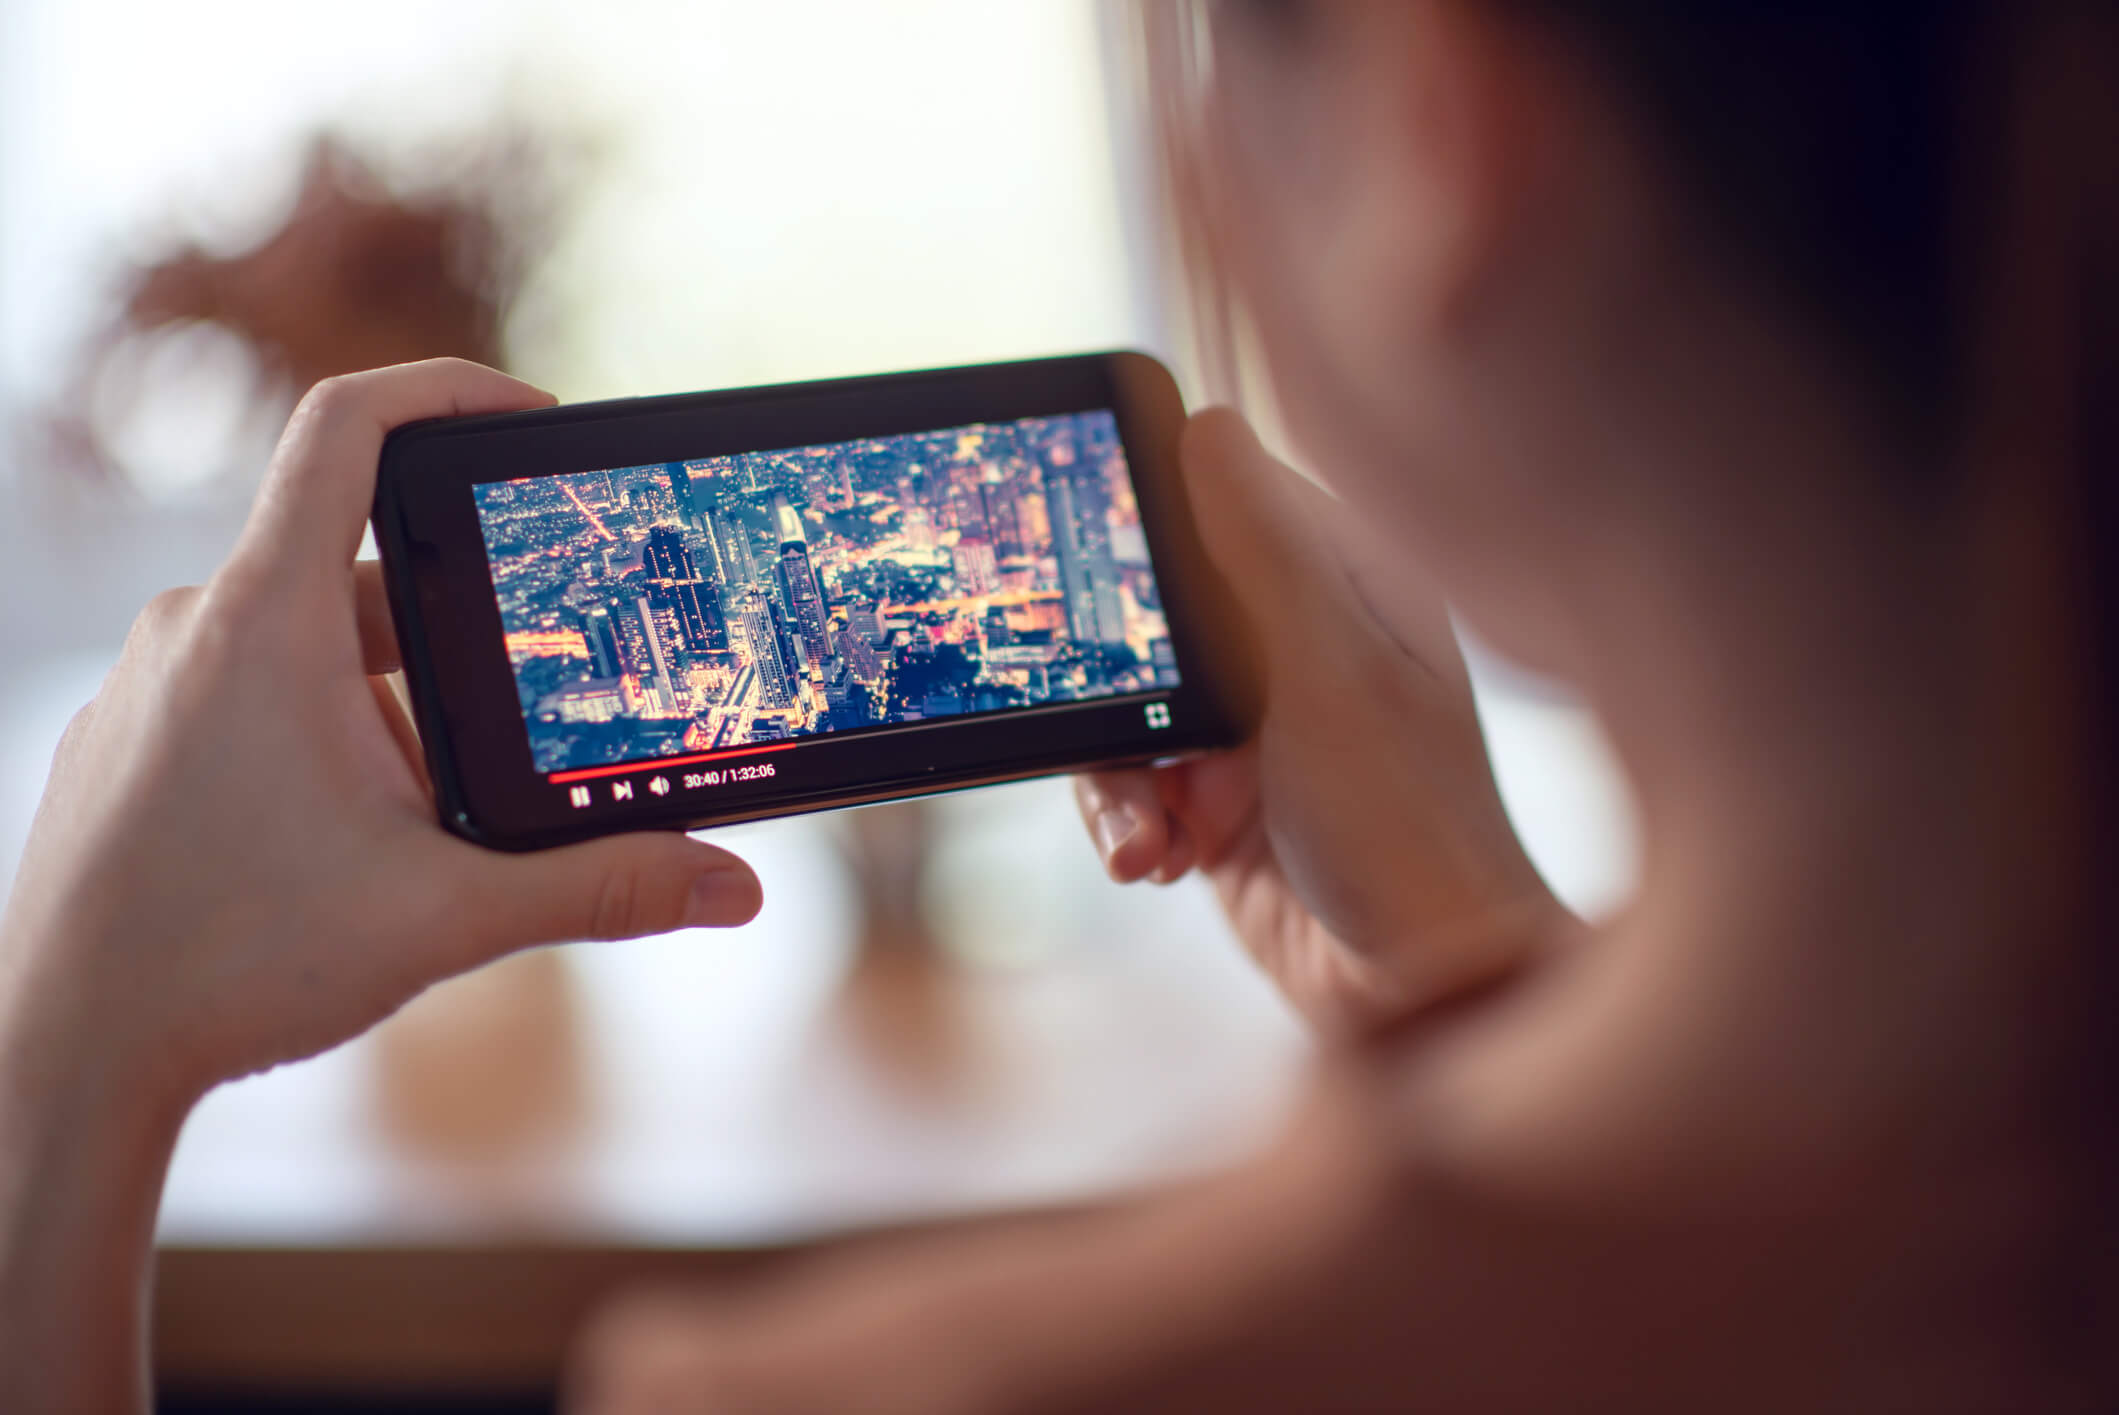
[1095,803,1141,861]
[685,869,755,927]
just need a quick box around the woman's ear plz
[1338,0,1575,341]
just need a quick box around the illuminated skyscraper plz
[985,483,1024,559]
[692,515,727,584]
[577,605,623,680]
[768,596,803,690]
[848,603,883,646]
[1068,459,1131,647]
[902,506,938,553]
[1016,491,1051,553]
[951,538,1000,597]
[646,595,690,669]
[950,485,991,541]
[983,605,1014,647]
[773,494,832,672]
[1048,473,1130,648]
[822,657,870,730]
[842,633,887,686]
[771,494,807,551]
[1090,565,1126,645]
[644,526,727,653]
[712,515,755,587]
[628,473,682,528]
[633,593,679,713]
[1050,475,1096,645]
[737,590,798,710]
[679,461,718,528]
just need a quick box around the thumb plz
[458,832,763,958]
[1180,407,1465,692]
[1179,409,1342,635]
[1176,409,1340,730]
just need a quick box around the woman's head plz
[1149,0,2110,697]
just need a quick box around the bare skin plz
[0,362,765,1413]
[566,1,2116,1410]
[4,0,2115,1410]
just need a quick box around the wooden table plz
[157,1203,1119,1403]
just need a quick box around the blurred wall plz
[0,0,1635,1253]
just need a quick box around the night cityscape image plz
[473,409,1182,776]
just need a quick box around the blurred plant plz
[42,130,564,499]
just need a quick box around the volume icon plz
[649,776,672,797]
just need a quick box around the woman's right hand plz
[570,418,1583,1412]
[1077,411,1563,1033]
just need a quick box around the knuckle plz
[184,599,250,673]
[300,372,365,418]
[195,572,280,650]
[54,700,98,758]
[283,373,374,447]
[125,586,205,659]
[138,584,201,630]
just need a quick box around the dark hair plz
[1151,0,2118,1067]
[1153,0,2112,682]
[1520,5,1982,447]
[1529,1,2119,1154]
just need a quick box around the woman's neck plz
[1585,425,2104,1128]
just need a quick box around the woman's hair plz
[1138,0,2119,1077]
[1522,6,1977,443]
[1138,2,2069,436]
[1138,0,2115,710]
[1519,4,2119,1051]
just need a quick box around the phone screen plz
[469,408,1183,796]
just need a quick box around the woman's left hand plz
[0,359,765,1414]
[1,359,763,1106]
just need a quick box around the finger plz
[1179,409,1338,627]
[355,561,401,675]
[234,359,555,581]
[1151,817,1199,886]
[366,676,431,795]
[1186,409,1465,690]
[1075,770,1173,883]
[1146,767,1194,884]
[455,832,763,963]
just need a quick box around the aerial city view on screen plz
[473,410,1182,776]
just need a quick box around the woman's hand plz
[559,415,1582,1415]
[1077,410,1562,1033]
[0,360,761,1413]
[3,359,762,1098]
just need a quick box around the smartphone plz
[372,351,1253,851]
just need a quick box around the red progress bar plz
[548,740,805,787]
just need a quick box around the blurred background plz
[0,0,1635,1405]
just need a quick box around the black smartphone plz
[372,351,1254,851]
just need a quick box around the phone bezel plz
[373,351,1252,851]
